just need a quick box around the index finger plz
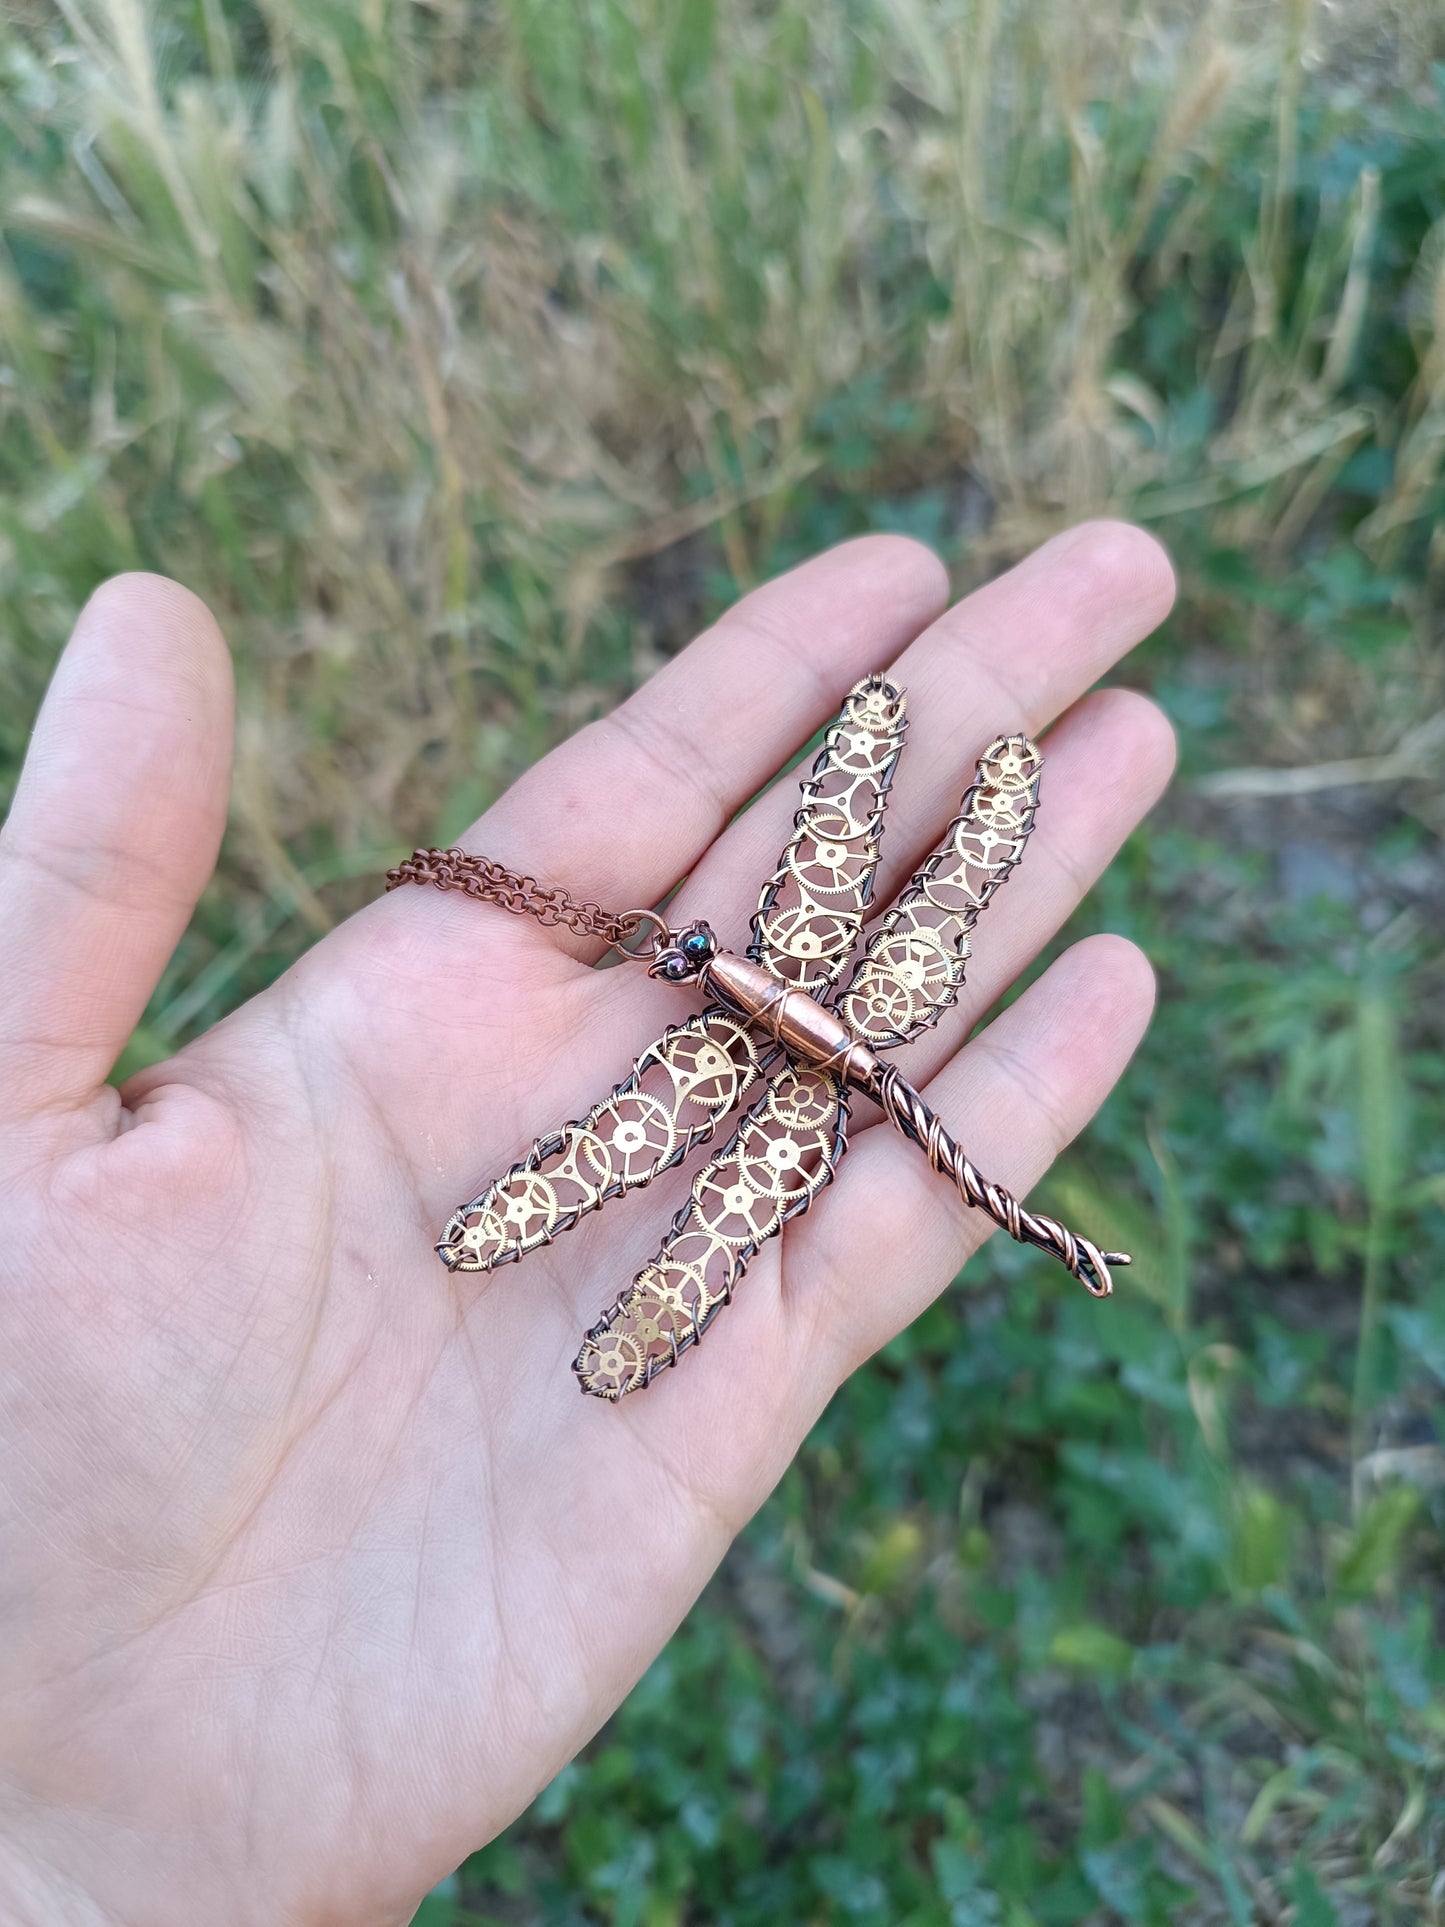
[369,534,951,964]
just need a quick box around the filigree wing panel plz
[437,1009,773,1271]
[750,674,908,998]
[836,734,1043,1050]
[573,1065,848,1399]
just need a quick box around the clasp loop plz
[608,908,672,963]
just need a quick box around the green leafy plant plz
[4,1,1443,1918]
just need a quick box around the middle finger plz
[603,519,1175,1047]
[672,519,1171,946]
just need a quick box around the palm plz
[0,525,1176,1924]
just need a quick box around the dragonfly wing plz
[573,1064,848,1398]
[438,1009,773,1271]
[835,734,1043,1050]
[750,674,908,998]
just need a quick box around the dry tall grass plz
[5,4,1445,1916]
[5,0,1442,1001]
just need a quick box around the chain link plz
[385,848,647,949]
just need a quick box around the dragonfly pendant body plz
[433,675,1129,1400]
[699,950,881,1087]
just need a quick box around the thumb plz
[0,573,234,1124]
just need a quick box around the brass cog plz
[845,679,905,732]
[984,740,1038,789]
[693,1165,781,1246]
[666,1031,747,1113]
[438,1203,509,1269]
[630,1265,698,1338]
[660,1233,737,1316]
[496,1173,562,1243]
[757,901,858,966]
[588,1090,678,1185]
[830,724,894,776]
[972,785,1028,831]
[786,808,867,897]
[575,1327,647,1399]
[766,1068,840,1131]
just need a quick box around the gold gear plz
[767,1068,839,1130]
[576,1328,647,1399]
[590,1091,678,1184]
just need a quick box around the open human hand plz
[0,524,1176,1925]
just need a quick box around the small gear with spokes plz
[787,808,866,896]
[629,1265,698,1338]
[662,1231,738,1314]
[830,723,895,776]
[665,1020,755,1113]
[437,1204,509,1269]
[845,678,906,733]
[756,901,857,967]
[971,785,1028,831]
[493,1172,562,1241]
[767,1067,840,1131]
[693,1165,782,1246]
[588,1091,678,1184]
[574,1328,647,1400]
[983,738,1039,789]
[954,825,1009,867]
[734,1122,824,1205]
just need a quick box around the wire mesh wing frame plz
[750,674,908,998]
[437,1008,775,1271]
[573,1064,848,1399]
[835,734,1043,1050]
[571,732,1052,1398]
[571,675,905,1399]
[838,732,1129,1297]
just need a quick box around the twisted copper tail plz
[868,1064,1129,1298]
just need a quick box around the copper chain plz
[385,848,646,949]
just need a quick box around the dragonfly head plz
[648,920,719,985]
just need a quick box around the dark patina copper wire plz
[387,679,1132,1400]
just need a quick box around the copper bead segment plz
[702,952,880,1089]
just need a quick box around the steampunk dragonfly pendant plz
[423,676,1128,1400]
